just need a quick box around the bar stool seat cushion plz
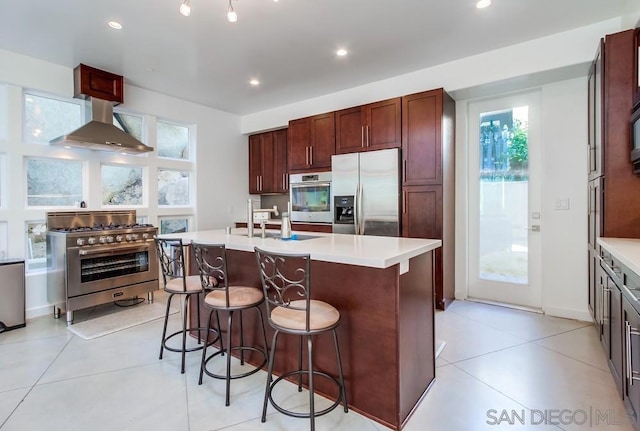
[204,286,263,308]
[165,275,202,293]
[271,300,340,331]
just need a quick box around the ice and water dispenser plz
[334,195,355,225]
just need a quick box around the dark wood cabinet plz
[335,97,401,154]
[248,128,287,194]
[73,64,124,104]
[588,40,604,181]
[401,89,455,310]
[601,252,624,396]
[288,112,335,172]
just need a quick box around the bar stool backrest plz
[254,247,312,332]
[154,237,188,292]
[191,242,229,307]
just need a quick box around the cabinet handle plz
[309,146,313,165]
[282,173,286,190]
[259,175,263,191]
[403,190,407,214]
[366,125,370,147]
[626,321,640,385]
[305,146,309,165]
[403,160,407,183]
[361,126,365,148]
[256,176,260,191]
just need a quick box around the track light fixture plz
[179,0,191,16]
[227,0,238,22]
[179,0,243,22]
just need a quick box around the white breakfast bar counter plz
[159,228,442,430]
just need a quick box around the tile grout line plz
[0,334,75,429]
[450,359,567,431]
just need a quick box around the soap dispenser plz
[280,212,292,240]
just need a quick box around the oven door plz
[66,241,158,298]
[289,181,333,223]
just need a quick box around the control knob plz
[76,238,85,246]
[142,233,149,239]
[125,234,133,241]
[87,237,96,245]
[99,236,107,244]
[115,235,123,242]
[131,234,139,241]
[106,236,114,243]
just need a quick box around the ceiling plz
[0,0,629,115]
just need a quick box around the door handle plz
[309,146,313,165]
[361,126,365,148]
[523,225,541,232]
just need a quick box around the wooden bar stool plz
[254,247,348,431]
[154,237,220,374]
[192,241,268,406]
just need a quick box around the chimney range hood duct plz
[50,97,153,154]
[50,63,153,154]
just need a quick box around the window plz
[23,93,82,144]
[157,120,189,160]
[0,221,7,260]
[114,112,144,141]
[26,158,83,206]
[159,217,189,234]
[0,84,7,142]
[0,153,5,208]
[158,169,190,205]
[26,220,47,271]
[102,164,143,206]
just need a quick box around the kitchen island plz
[159,228,441,430]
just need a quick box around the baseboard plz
[26,304,56,321]
[543,305,593,322]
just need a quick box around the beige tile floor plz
[0,295,633,431]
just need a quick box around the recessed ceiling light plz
[336,48,348,57]
[250,79,260,86]
[476,0,491,8]
[108,20,123,29]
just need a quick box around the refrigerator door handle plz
[358,183,365,235]
[353,183,359,235]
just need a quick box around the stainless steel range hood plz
[50,97,153,154]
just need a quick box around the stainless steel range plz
[46,210,159,325]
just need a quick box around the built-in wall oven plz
[289,172,333,224]
[46,210,159,325]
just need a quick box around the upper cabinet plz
[74,64,124,104]
[288,112,335,172]
[248,128,288,194]
[402,90,444,186]
[335,97,401,154]
[587,39,604,181]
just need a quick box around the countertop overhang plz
[158,228,441,269]
[598,237,640,275]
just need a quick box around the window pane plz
[0,221,7,260]
[26,220,47,271]
[159,217,188,234]
[114,112,143,141]
[27,158,83,206]
[157,120,189,159]
[24,93,82,144]
[102,165,143,205]
[478,107,529,284]
[158,169,189,205]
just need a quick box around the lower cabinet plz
[602,254,624,396]
[624,296,640,427]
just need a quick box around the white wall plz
[0,49,247,319]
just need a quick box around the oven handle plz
[78,244,151,256]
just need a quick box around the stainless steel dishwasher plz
[0,259,26,332]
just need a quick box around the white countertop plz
[159,228,441,269]
[598,238,640,275]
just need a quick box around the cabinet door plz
[309,112,335,169]
[261,132,275,192]
[335,106,364,154]
[588,178,603,250]
[366,97,401,151]
[288,117,312,171]
[248,134,263,194]
[273,129,288,193]
[402,90,442,186]
[588,40,604,180]
[402,185,442,239]
[624,295,640,426]
[611,278,624,396]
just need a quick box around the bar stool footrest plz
[162,327,220,354]
[203,345,267,380]
[268,369,346,419]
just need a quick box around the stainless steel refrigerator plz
[332,148,400,236]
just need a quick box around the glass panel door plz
[468,92,542,308]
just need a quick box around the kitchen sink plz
[240,233,319,241]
